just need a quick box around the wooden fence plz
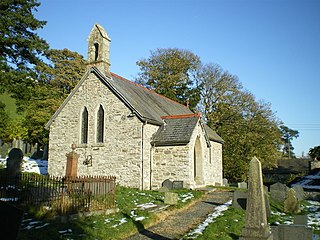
[0,172,116,215]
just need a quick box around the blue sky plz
[35,0,320,157]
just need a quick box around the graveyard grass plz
[17,185,204,240]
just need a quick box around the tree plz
[197,63,282,181]
[35,48,87,94]
[309,146,320,160]
[280,125,299,158]
[0,102,9,139]
[0,0,49,93]
[136,48,201,110]
[21,48,87,146]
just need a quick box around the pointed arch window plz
[81,107,88,144]
[96,105,104,143]
[94,43,99,61]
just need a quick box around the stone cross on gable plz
[240,157,273,240]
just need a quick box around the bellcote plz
[87,23,111,76]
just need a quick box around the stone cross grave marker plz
[240,157,273,240]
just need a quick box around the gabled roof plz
[203,124,225,144]
[110,72,193,124]
[151,114,200,146]
[45,67,193,128]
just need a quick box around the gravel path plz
[125,189,233,240]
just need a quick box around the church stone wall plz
[48,72,144,188]
[151,121,223,189]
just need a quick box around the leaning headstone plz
[164,192,178,205]
[172,180,183,189]
[6,148,23,178]
[240,157,273,240]
[162,179,173,190]
[238,181,247,189]
[284,188,300,214]
[294,215,308,225]
[292,185,305,201]
[0,200,24,240]
[233,190,247,210]
[270,182,289,202]
[158,186,169,193]
[222,178,229,187]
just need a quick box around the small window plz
[94,43,99,61]
[81,107,89,144]
[96,105,104,143]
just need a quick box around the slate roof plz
[45,67,224,145]
[151,115,199,146]
[110,72,193,124]
[203,125,224,144]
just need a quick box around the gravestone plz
[0,200,24,240]
[294,215,308,225]
[1,143,8,159]
[284,188,300,214]
[164,192,178,205]
[162,179,173,190]
[238,181,247,189]
[223,178,229,187]
[233,189,271,219]
[270,182,288,202]
[232,190,247,210]
[6,148,23,178]
[240,157,273,240]
[272,225,313,240]
[172,180,183,189]
[158,186,169,192]
[292,185,305,201]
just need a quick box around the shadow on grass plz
[123,213,171,240]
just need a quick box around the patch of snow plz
[58,229,72,234]
[112,218,127,228]
[136,202,157,210]
[186,200,232,239]
[179,193,194,203]
[0,157,48,175]
[135,216,146,221]
[35,223,50,229]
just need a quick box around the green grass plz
[17,186,204,240]
[0,92,24,120]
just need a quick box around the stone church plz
[45,24,224,190]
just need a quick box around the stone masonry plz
[47,24,223,190]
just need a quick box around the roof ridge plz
[110,72,190,110]
[161,113,201,119]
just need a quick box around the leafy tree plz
[136,48,201,110]
[280,125,299,158]
[197,63,282,181]
[0,102,9,139]
[0,0,49,93]
[309,146,320,160]
[35,48,87,94]
[21,49,87,145]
